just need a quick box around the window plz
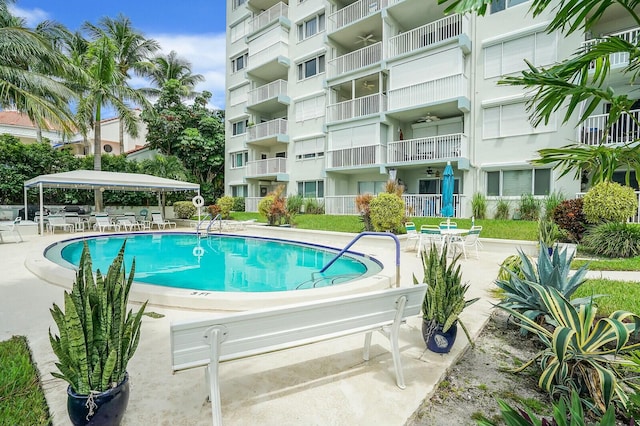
[232,120,248,135]
[482,101,555,138]
[358,181,387,195]
[484,31,556,77]
[486,168,550,196]
[231,151,248,168]
[231,185,248,197]
[297,180,324,198]
[297,13,325,41]
[232,0,247,10]
[295,137,325,160]
[490,0,529,13]
[232,53,248,72]
[295,96,325,121]
[298,54,325,80]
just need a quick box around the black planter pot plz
[67,373,130,426]
[422,320,458,354]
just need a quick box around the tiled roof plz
[0,111,37,128]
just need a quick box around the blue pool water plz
[45,233,382,292]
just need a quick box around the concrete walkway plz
[0,228,542,425]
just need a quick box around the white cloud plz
[8,5,50,26]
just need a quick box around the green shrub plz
[232,196,245,212]
[355,193,374,231]
[303,198,324,214]
[471,192,487,219]
[538,218,559,247]
[583,181,638,224]
[369,192,405,232]
[258,185,286,226]
[518,193,541,221]
[582,222,640,258]
[216,196,234,219]
[494,198,510,220]
[173,201,196,219]
[285,194,304,225]
[552,198,587,243]
[497,254,532,281]
[543,190,565,221]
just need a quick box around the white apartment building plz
[224,0,637,217]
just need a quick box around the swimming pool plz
[44,232,383,293]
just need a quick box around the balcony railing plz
[579,109,640,146]
[328,0,388,32]
[249,2,288,34]
[327,144,385,168]
[245,197,261,212]
[387,134,467,163]
[388,14,463,58]
[246,157,287,177]
[247,118,288,142]
[327,42,382,79]
[324,194,461,216]
[582,27,640,68]
[387,74,467,111]
[248,41,288,70]
[326,93,386,123]
[248,79,288,106]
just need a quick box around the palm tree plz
[144,50,204,98]
[0,0,78,134]
[85,14,159,152]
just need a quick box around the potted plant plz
[414,243,478,353]
[538,217,559,255]
[49,242,147,426]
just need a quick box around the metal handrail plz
[206,214,223,234]
[195,213,212,232]
[319,231,401,288]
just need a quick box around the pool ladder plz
[195,214,223,235]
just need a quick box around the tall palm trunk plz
[93,103,103,212]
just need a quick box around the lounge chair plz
[404,222,420,251]
[116,217,143,232]
[151,212,177,230]
[64,212,85,231]
[124,212,148,230]
[0,217,23,243]
[93,214,119,232]
[47,215,74,234]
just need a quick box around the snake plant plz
[499,283,640,414]
[49,241,147,395]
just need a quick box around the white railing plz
[324,194,461,216]
[387,74,467,111]
[248,79,288,106]
[247,118,288,141]
[327,42,382,79]
[326,93,386,123]
[327,144,385,168]
[328,0,388,32]
[387,134,467,163]
[579,109,640,145]
[248,41,288,70]
[249,2,288,34]
[389,15,463,58]
[582,27,640,68]
[577,191,640,223]
[246,158,287,177]
[245,197,261,212]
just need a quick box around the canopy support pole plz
[39,183,44,235]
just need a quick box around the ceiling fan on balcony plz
[416,113,441,123]
[355,34,378,46]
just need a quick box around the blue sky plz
[9,1,228,111]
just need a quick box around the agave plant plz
[496,243,592,331]
[49,242,147,395]
[499,283,640,414]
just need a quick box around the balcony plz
[582,27,639,69]
[246,157,288,179]
[327,42,382,80]
[247,80,289,113]
[387,74,467,112]
[247,41,290,81]
[248,2,288,35]
[328,0,388,33]
[579,109,640,146]
[388,14,464,58]
[324,194,461,217]
[327,144,385,168]
[246,118,289,146]
[326,93,386,123]
[387,134,467,164]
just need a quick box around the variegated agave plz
[496,243,593,332]
[499,282,640,414]
[49,241,147,395]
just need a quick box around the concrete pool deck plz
[2,226,532,425]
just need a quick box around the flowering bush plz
[552,198,587,242]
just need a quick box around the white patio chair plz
[47,215,74,234]
[64,212,85,231]
[93,214,119,232]
[0,217,23,243]
[124,212,148,230]
[417,225,444,257]
[150,212,177,230]
[404,222,420,251]
[451,226,483,260]
[439,221,457,229]
[116,217,143,232]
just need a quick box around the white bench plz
[170,284,428,425]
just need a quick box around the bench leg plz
[388,324,406,389]
[206,327,224,426]
[363,331,372,361]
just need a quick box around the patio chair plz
[0,217,23,243]
[116,217,143,232]
[404,222,420,251]
[417,225,444,256]
[47,214,74,234]
[451,226,483,260]
[439,221,457,229]
[93,214,119,232]
[124,212,148,230]
[150,212,177,230]
[64,212,85,231]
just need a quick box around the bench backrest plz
[171,284,427,372]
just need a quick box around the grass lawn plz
[572,256,640,271]
[574,279,640,316]
[0,336,50,425]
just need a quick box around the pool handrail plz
[206,214,223,234]
[195,213,212,232]
[319,231,401,288]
